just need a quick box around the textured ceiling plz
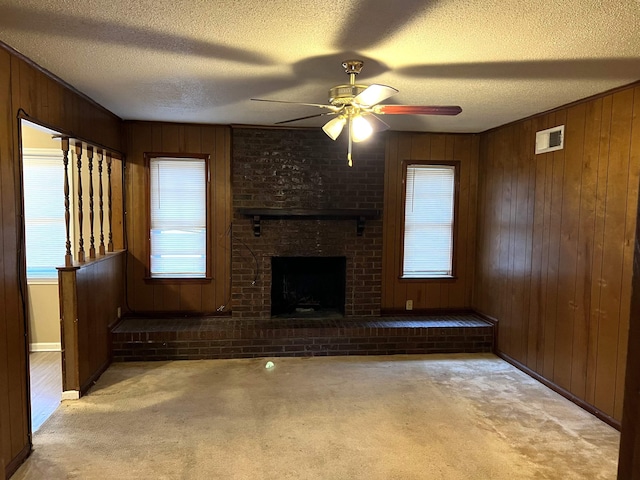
[1,0,640,133]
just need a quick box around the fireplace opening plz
[271,256,346,318]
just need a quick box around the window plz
[402,162,458,279]
[22,148,67,281]
[147,154,209,279]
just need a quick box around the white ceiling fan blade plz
[353,84,398,106]
[323,116,347,140]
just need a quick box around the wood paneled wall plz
[10,55,121,152]
[58,252,125,393]
[475,84,640,422]
[382,132,480,312]
[0,46,27,480]
[123,121,231,314]
[0,44,122,479]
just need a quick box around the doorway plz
[20,119,65,431]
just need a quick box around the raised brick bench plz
[111,314,494,362]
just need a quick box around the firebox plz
[271,256,346,318]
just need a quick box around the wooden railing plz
[56,136,125,397]
[59,137,120,266]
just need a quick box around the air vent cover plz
[535,125,565,154]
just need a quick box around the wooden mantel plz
[236,208,381,237]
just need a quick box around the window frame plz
[399,160,460,281]
[144,152,211,283]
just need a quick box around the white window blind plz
[403,164,455,278]
[23,149,67,281]
[150,157,207,278]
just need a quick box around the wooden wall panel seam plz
[586,95,611,406]
[570,100,596,399]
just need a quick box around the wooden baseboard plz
[61,390,80,401]
[5,442,31,479]
[80,358,111,397]
[29,342,62,352]
[496,350,621,430]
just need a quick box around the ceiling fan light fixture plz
[252,59,462,166]
[350,114,373,143]
[322,116,347,140]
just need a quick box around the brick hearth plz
[111,314,494,362]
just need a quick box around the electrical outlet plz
[406,300,413,311]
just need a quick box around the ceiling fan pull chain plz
[347,121,353,167]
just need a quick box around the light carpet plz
[13,354,619,479]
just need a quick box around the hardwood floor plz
[30,352,62,432]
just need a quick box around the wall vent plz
[535,125,565,154]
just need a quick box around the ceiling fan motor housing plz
[329,84,368,105]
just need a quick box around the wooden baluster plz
[97,149,106,255]
[106,152,114,252]
[87,146,96,259]
[76,141,85,263]
[61,137,73,267]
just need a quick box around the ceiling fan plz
[252,59,462,166]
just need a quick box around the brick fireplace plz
[112,127,495,361]
[231,127,385,318]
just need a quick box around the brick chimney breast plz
[231,128,384,318]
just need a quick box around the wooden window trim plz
[144,152,212,283]
[399,159,461,281]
